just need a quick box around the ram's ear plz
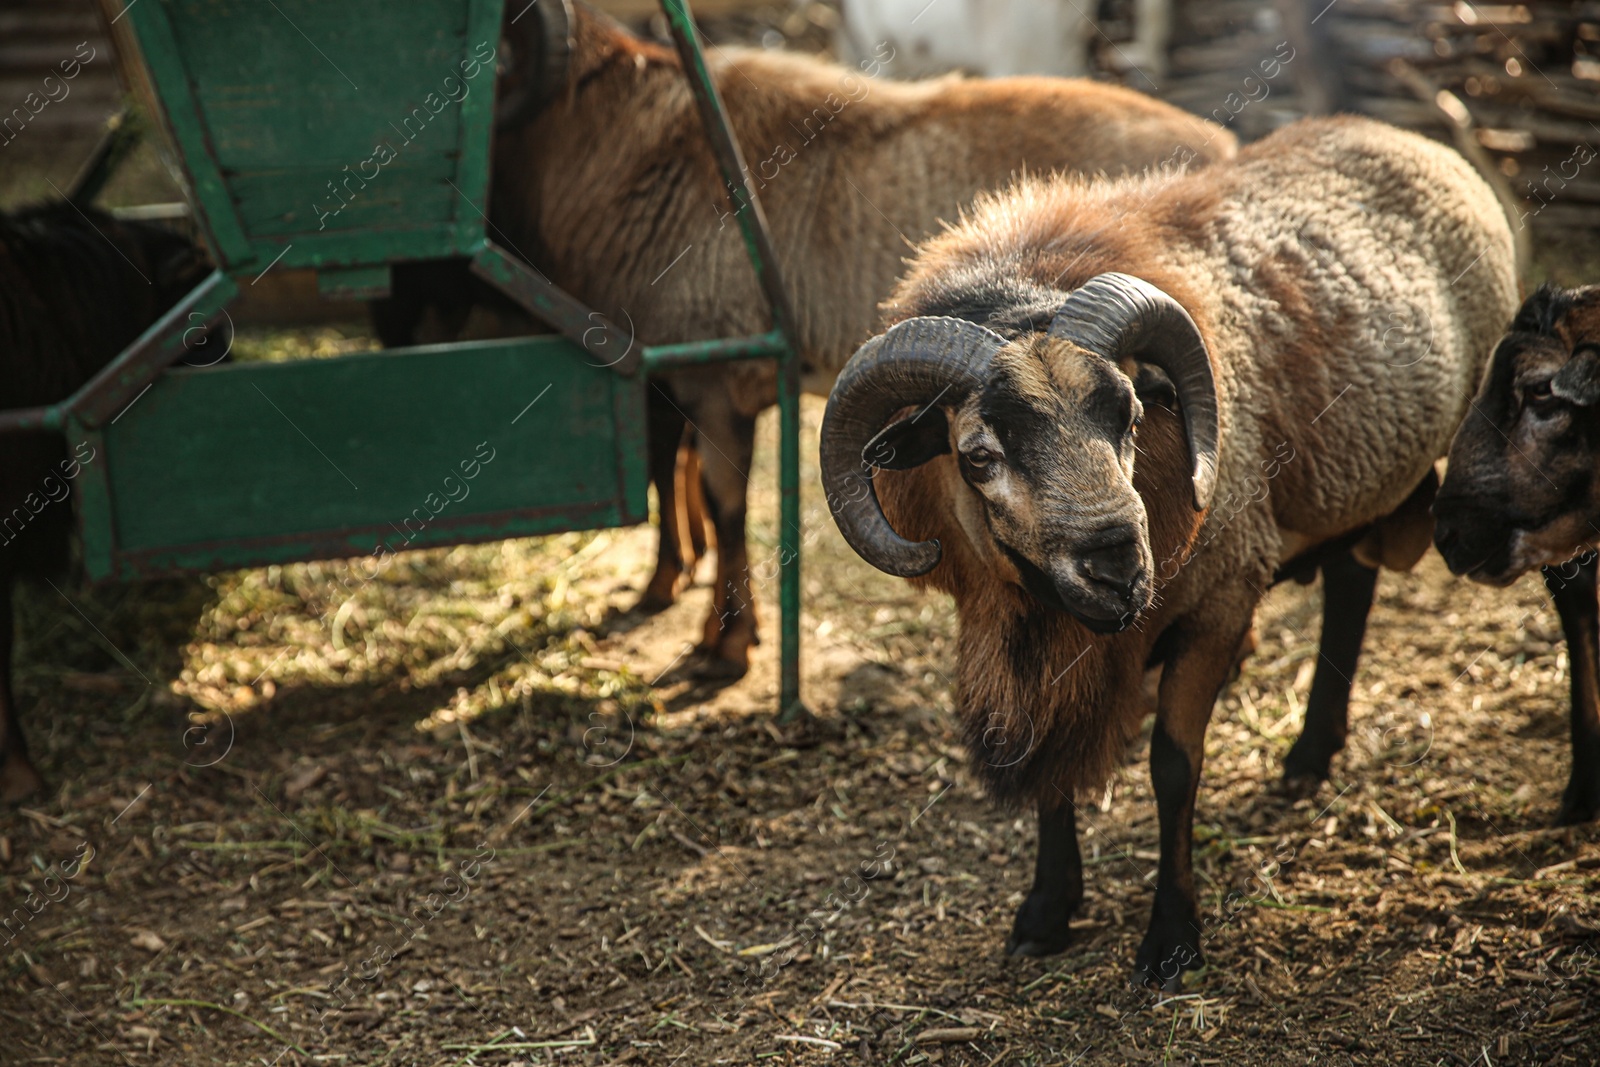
[1552,347,1600,406]
[862,408,951,471]
[1129,361,1178,411]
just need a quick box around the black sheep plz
[0,202,209,802]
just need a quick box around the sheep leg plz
[0,572,44,804]
[1544,554,1600,825]
[1005,801,1082,957]
[694,408,760,677]
[1282,550,1378,784]
[683,442,709,574]
[1135,618,1248,991]
[638,382,693,613]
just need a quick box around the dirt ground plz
[6,6,1600,1063]
[3,384,1599,1067]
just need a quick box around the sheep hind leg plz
[1006,801,1082,957]
[694,409,760,679]
[1134,613,1252,992]
[1544,553,1600,825]
[1282,550,1378,786]
[0,573,45,804]
[682,443,709,577]
[638,382,693,613]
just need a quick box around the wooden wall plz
[0,0,119,139]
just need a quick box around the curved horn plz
[1048,273,1218,511]
[496,0,574,130]
[821,317,1009,577]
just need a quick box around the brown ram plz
[821,117,1517,985]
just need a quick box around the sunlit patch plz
[172,527,660,742]
[230,324,382,364]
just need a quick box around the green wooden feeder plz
[1,0,804,715]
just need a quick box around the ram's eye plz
[964,447,996,468]
[1130,412,1143,433]
[1524,379,1562,414]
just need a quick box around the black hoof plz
[1555,781,1600,826]
[1131,918,1202,992]
[1007,935,1069,959]
[688,652,748,682]
[1005,891,1075,958]
[633,592,675,616]
[1277,771,1325,802]
[1281,741,1334,786]
[0,754,46,805]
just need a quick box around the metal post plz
[659,0,806,719]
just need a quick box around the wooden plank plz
[317,265,392,300]
[104,502,636,579]
[1168,34,1284,77]
[120,0,256,269]
[227,159,462,237]
[470,242,638,374]
[95,335,647,571]
[249,223,483,271]
[453,0,504,251]
[72,420,116,583]
[112,0,503,270]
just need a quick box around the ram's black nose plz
[1075,529,1143,598]
[1432,498,1513,580]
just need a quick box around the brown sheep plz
[491,1,1236,675]
[821,117,1517,986]
[1434,283,1600,823]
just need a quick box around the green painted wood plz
[642,330,786,370]
[318,264,392,301]
[470,241,639,374]
[89,336,647,579]
[229,162,460,237]
[124,1,255,268]
[70,420,115,583]
[248,226,482,272]
[124,0,502,274]
[453,0,505,251]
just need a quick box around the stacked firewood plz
[1158,0,1317,142]
[1094,0,1600,234]
[1320,1,1600,233]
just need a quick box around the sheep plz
[0,202,209,802]
[1433,283,1600,824]
[819,116,1517,986]
[488,0,1237,676]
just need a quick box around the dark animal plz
[1433,283,1600,824]
[0,202,209,802]
[821,117,1517,986]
